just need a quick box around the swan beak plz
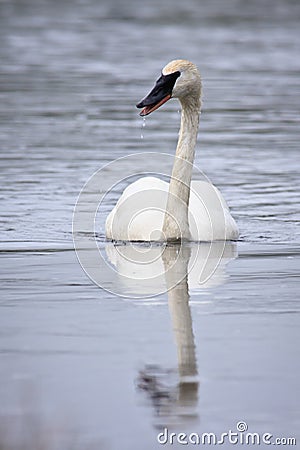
[136,71,180,116]
[137,94,171,116]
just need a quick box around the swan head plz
[136,59,201,116]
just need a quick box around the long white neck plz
[162,95,201,241]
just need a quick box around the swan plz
[106,59,239,242]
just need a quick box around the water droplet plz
[141,117,146,139]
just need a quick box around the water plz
[0,0,300,448]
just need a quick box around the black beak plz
[136,71,180,116]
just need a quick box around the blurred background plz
[0,0,299,449]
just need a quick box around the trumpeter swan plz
[105,59,239,242]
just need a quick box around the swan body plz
[105,59,239,242]
[106,176,238,241]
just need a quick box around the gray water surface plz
[0,0,300,448]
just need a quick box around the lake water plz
[0,0,300,448]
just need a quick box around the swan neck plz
[162,96,200,241]
[176,97,200,161]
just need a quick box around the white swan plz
[106,59,239,242]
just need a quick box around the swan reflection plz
[105,241,237,296]
[106,241,237,428]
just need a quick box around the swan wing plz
[189,181,239,241]
[106,177,169,241]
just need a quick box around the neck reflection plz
[106,241,237,428]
